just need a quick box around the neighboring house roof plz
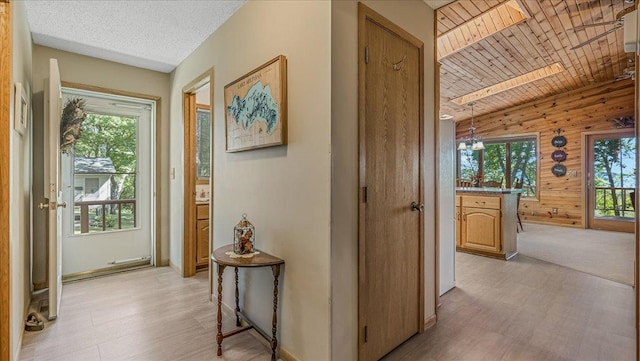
[74,157,116,174]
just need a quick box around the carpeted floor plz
[517,223,635,286]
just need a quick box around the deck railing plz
[74,199,137,234]
[594,187,636,217]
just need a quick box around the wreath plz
[60,98,86,154]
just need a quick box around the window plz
[195,108,211,179]
[458,136,537,197]
[85,177,99,195]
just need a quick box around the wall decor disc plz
[551,149,567,162]
[551,164,567,177]
[551,135,567,147]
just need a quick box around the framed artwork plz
[224,55,287,152]
[14,82,28,135]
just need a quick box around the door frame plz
[182,68,214,280]
[60,82,162,268]
[582,129,636,232]
[0,1,11,360]
[633,50,640,359]
[357,3,425,359]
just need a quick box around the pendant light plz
[457,102,484,151]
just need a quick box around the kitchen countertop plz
[456,187,524,195]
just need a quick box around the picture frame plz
[14,82,28,135]
[224,55,287,152]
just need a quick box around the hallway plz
[19,268,271,361]
[384,252,634,361]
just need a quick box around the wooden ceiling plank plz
[458,79,633,124]
[573,0,608,82]
[438,0,629,120]
[436,10,460,36]
[451,63,565,105]
[522,2,582,89]
[543,1,597,82]
[438,0,529,59]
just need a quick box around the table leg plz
[270,265,281,361]
[235,267,241,327]
[217,264,226,357]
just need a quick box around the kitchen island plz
[455,187,523,260]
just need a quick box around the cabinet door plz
[461,207,501,253]
[196,219,210,266]
[455,206,461,246]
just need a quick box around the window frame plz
[457,132,540,200]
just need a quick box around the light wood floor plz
[383,252,635,361]
[19,268,273,361]
[20,253,635,361]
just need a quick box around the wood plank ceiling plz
[438,0,635,122]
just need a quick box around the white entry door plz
[43,59,63,320]
[60,88,155,276]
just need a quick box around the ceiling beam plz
[437,0,530,60]
[450,62,565,105]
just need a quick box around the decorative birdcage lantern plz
[234,213,255,255]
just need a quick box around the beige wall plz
[169,1,332,359]
[10,2,33,359]
[330,1,436,359]
[31,46,171,286]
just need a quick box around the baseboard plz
[217,297,298,361]
[14,297,31,361]
[62,261,151,283]
[169,261,181,275]
[278,346,299,361]
[424,314,437,330]
[158,259,170,267]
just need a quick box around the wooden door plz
[44,59,63,319]
[586,132,636,233]
[461,208,501,253]
[358,4,424,361]
[0,2,11,359]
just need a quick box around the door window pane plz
[73,113,138,234]
[196,109,211,179]
[593,136,636,219]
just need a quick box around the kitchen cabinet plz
[196,204,210,268]
[455,189,520,260]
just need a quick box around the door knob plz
[38,202,49,210]
[411,202,424,212]
[57,202,67,208]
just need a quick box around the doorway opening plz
[60,87,156,281]
[182,69,214,282]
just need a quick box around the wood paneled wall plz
[455,79,635,228]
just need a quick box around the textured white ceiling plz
[422,0,456,10]
[23,0,246,73]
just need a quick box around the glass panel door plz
[587,132,636,232]
[61,88,155,276]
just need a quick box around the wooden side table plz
[211,245,284,361]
